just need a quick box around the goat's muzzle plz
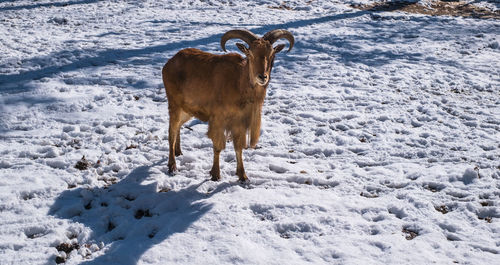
[257,74,268,86]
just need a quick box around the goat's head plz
[221,29,294,87]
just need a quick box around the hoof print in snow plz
[402,227,418,240]
[477,208,495,223]
[148,229,158,238]
[423,182,445,192]
[107,222,116,232]
[319,184,337,190]
[135,209,152,219]
[49,17,68,25]
[360,192,378,198]
[74,156,91,170]
[25,228,47,239]
[84,201,92,210]
[68,139,81,150]
[280,233,291,239]
[269,164,288,174]
[21,191,37,201]
[104,177,118,185]
[388,207,407,219]
[435,205,450,214]
[124,195,135,201]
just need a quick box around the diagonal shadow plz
[0,0,100,11]
[48,161,233,264]
[0,10,369,93]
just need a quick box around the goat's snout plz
[257,74,268,83]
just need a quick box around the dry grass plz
[353,1,500,19]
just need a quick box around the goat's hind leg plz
[168,108,192,173]
[167,109,182,173]
[175,111,192,157]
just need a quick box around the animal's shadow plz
[48,162,226,264]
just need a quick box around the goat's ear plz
[273,44,286,54]
[236,43,249,54]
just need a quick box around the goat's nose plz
[258,74,268,80]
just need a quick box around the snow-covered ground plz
[1,0,499,264]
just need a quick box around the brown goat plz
[162,29,294,182]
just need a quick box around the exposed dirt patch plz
[353,1,500,19]
[55,242,80,263]
[479,216,493,223]
[402,227,419,240]
[56,242,79,253]
[125,144,138,150]
[480,201,493,207]
[158,187,171,193]
[55,256,66,264]
[74,156,91,170]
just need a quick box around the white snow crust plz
[0,1,499,264]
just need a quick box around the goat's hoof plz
[168,164,177,174]
[236,169,248,182]
[238,177,249,184]
[210,170,221,181]
[238,174,248,183]
[175,150,183,157]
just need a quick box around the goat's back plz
[162,48,246,121]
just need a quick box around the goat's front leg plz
[232,129,248,182]
[210,148,222,181]
[175,133,182,156]
[208,121,225,181]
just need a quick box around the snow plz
[0,0,499,264]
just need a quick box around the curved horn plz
[220,29,259,52]
[263,29,295,52]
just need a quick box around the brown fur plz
[162,39,284,181]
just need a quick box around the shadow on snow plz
[0,10,370,93]
[48,161,232,264]
[0,6,478,93]
[0,0,100,11]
